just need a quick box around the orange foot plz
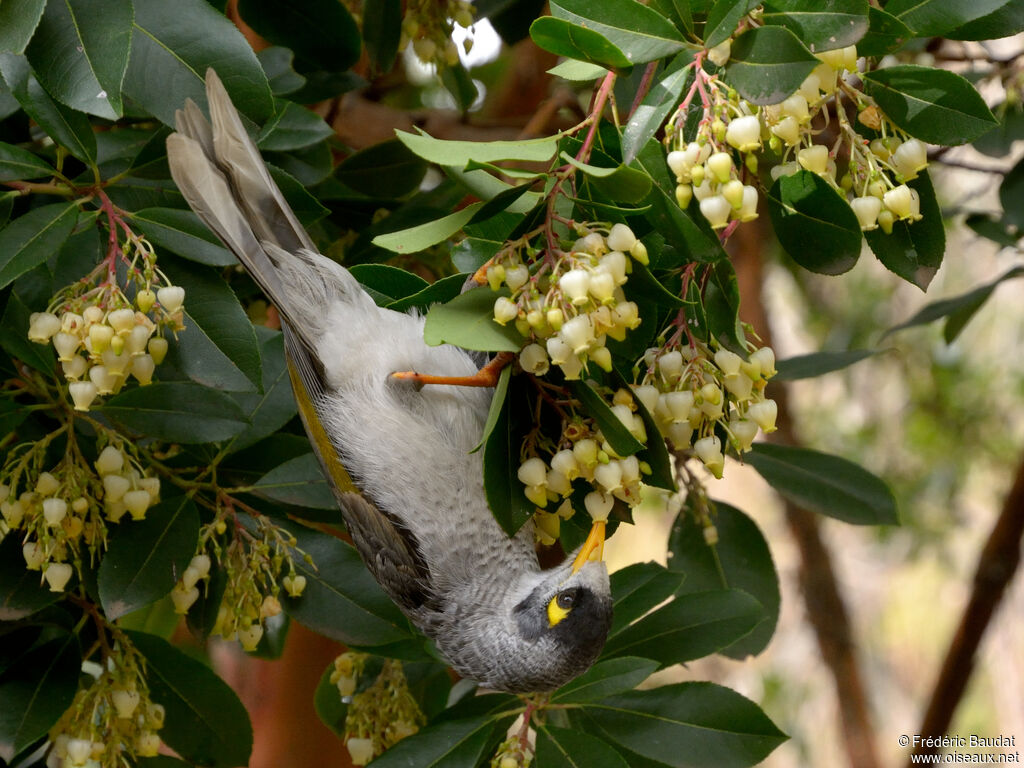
[390,351,514,388]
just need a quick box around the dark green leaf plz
[424,285,523,352]
[761,0,869,51]
[103,382,250,443]
[704,0,761,49]
[313,662,348,737]
[0,0,46,54]
[123,0,273,127]
[964,213,1021,247]
[266,140,332,186]
[562,152,652,203]
[268,163,330,227]
[0,53,97,162]
[98,497,201,620]
[130,208,236,267]
[529,17,633,71]
[948,1,1024,40]
[368,715,503,768]
[705,259,745,354]
[129,630,254,768]
[444,165,543,215]
[1000,156,1024,232]
[581,683,786,768]
[0,633,80,763]
[138,758,196,768]
[551,657,659,703]
[536,726,631,768]
[336,139,428,199]
[237,0,361,73]
[856,7,913,57]
[226,328,298,453]
[568,379,645,456]
[252,453,336,510]
[864,173,945,290]
[0,201,78,290]
[973,104,1024,158]
[0,398,30,437]
[386,273,466,313]
[372,202,484,254]
[724,26,818,106]
[669,502,779,658]
[747,442,899,526]
[396,129,558,166]
[441,62,480,113]
[0,535,61,621]
[862,65,997,146]
[483,375,536,536]
[278,521,413,647]
[642,184,727,265]
[622,53,693,165]
[774,349,876,380]
[0,289,55,374]
[608,561,685,634]
[25,0,133,119]
[257,100,333,152]
[472,365,511,453]
[350,264,430,306]
[884,0,1011,36]
[363,0,402,72]
[765,170,861,275]
[257,47,305,96]
[0,140,55,181]
[549,0,685,65]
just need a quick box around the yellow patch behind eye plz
[547,594,572,627]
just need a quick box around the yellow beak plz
[571,520,606,573]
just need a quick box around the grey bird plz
[165,70,612,693]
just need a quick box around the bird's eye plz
[556,591,576,609]
[547,589,578,628]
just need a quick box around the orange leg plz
[390,351,514,388]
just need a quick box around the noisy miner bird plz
[165,70,612,693]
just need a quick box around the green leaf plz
[237,0,361,73]
[549,0,686,65]
[855,7,913,57]
[0,289,55,374]
[864,173,945,290]
[568,379,645,457]
[0,0,46,54]
[313,662,348,737]
[704,0,761,49]
[580,683,786,767]
[974,104,1024,158]
[396,128,558,167]
[964,213,1021,248]
[387,273,467,313]
[642,184,727,265]
[622,53,693,165]
[562,152,652,204]
[746,443,899,526]
[669,502,779,658]
[372,202,484,254]
[227,328,298,453]
[98,497,201,620]
[483,375,536,536]
[277,521,413,647]
[947,2,1024,40]
[0,201,78,290]
[0,140,55,181]
[423,285,523,352]
[705,259,745,354]
[862,65,997,146]
[774,349,876,380]
[336,139,428,199]
[0,536,62,621]
[103,382,250,443]
[761,0,869,52]
[608,561,685,634]
[350,263,430,305]
[441,61,480,113]
[551,657,659,703]
[884,0,1011,36]
[252,453,337,510]
[257,100,333,152]
[268,163,330,227]
[723,26,819,106]
[25,0,133,119]
[1000,156,1024,232]
[160,257,262,392]
[363,0,402,72]
[443,164,543,215]
[548,59,608,81]
[123,0,274,127]
[0,633,80,763]
[765,170,862,275]
[257,47,305,96]
[0,53,97,162]
[368,715,504,768]
[530,17,633,71]
[536,726,631,768]
[128,631,253,768]
[129,208,236,267]
[472,365,511,453]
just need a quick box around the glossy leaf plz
[608,561,686,634]
[548,59,608,81]
[424,285,523,352]
[669,502,779,658]
[551,657,659,703]
[948,2,1024,40]
[973,104,1024,158]
[397,129,558,166]
[103,382,250,443]
[884,0,1010,36]
[0,201,78,290]
[549,0,686,65]
[252,453,337,510]
[0,633,80,763]
[387,273,466,313]
[0,536,62,621]
[472,365,511,453]
[862,65,997,146]
[704,0,761,49]
[580,683,787,767]
[622,53,693,165]
[746,443,899,526]
[0,288,55,374]
[765,171,862,275]
[483,375,536,536]
[530,17,633,71]
[98,497,201,620]
[1000,156,1024,231]
[368,715,503,768]
[0,140,55,181]
[0,0,46,54]
[856,7,913,56]
[257,47,305,96]
[536,726,631,768]
[237,0,361,73]
[562,152,652,203]
[313,662,348,737]
[336,139,428,199]
[123,0,274,127]
[268,163,330,227]
[257,100,333,152]
[761,0,869,52]
[227,328,298,453]
[642,184,727,265]
[25,0,133,119]
[129,631,254,768]
[864,173,945,290]
[724,26,818,106]
[774,349,876,380]
[351,263,430,305]
[363,0,402,72]
[130,208,236,267]
[372,202,484,254]
[568,379,645,457]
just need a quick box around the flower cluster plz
[399,0,475,68]
[1,442,159,591]
[491,224,647,381]
[47,639,165,767]
[634,340,778,478]
[329,651,368,699]
[27,231,183,412]
[491,732,533,768]
[340,658,424,766]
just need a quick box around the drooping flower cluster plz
[1,442,160,591]
[339,658,425,766]
[490,223,647,381]
[399,0,475,68]
[27,234,184,411]
[634,340,778,478]
[47,639,165,767]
